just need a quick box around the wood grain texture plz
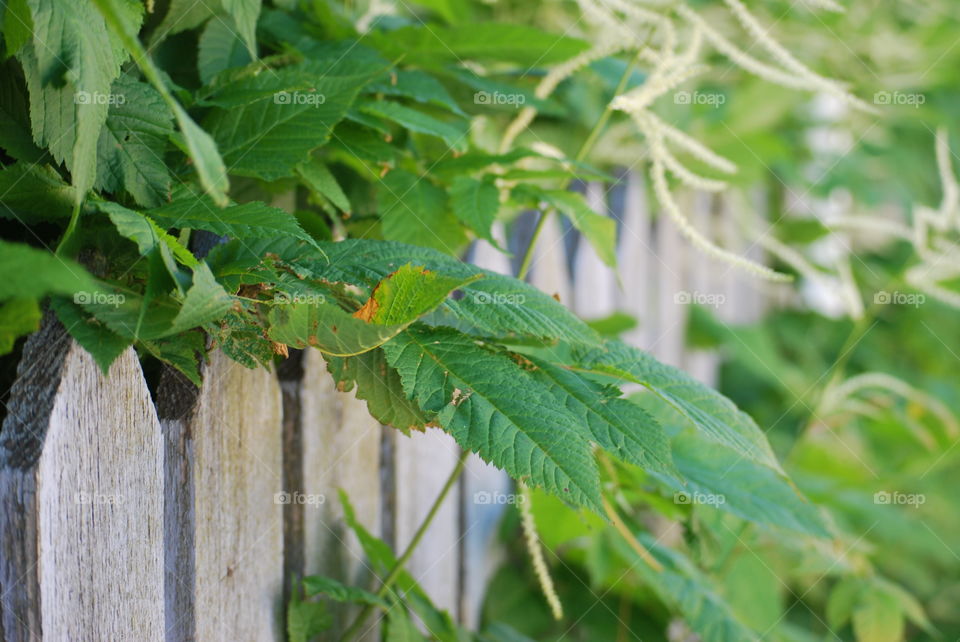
[298,349,382,638]
[0,316,164,641]
[158,350,284,642]
[392,428,461,617]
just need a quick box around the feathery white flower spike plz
[518,483,563,620]
[935,127,959,229]
[650,160,792,281]
[802,0,846,12]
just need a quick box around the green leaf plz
[358,99,468,151]
[197,15,253,85]
[150,0,218,44]
[827,577,864,629]
[520,187,616,268]
[316,239,600,347]
[20,0,134,200]
[0,298,41,355]
[364,23,589,67]
[302,576,389,607]
[613,533,761,642]
[95,75,174,207]
[169,263,233,333]
[385,606,427,642]
[578,340,785,474]
[449,175,501,246]
[147,198,318,248]
[1,0,32,57]
[377,169,467,253]
[0,162,75,222]
[270,263,474,356]
[0,239,96,300]
[367,69,463,115]
[268,302,406,356]
[98,201,198,278]
[635,393,827,536]
[203,58,384,180]
[220,0,259,58]
[296,159,350,212]
[91,0,230,206]
[287,589,331,642]
[529,357,675,475]
[50,297,132,373]
[356,263,482,325]
[852,590,904,642]
[325,349,431,433]
[383,325,602,510]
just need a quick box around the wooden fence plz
[0,174,768,640]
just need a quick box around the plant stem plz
[55,202,82,257]
[341,449,469,641]
[515,54,640,281]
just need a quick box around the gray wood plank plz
[0,316,164,641]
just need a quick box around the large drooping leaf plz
[203,58,384,180]
[449,175,501,246]
[269,263,476,356]
[609,532,760,642]
[302,576,389,608]
[529,357,675,475]
[376,169,467,253]
[147,198,318,247]
[0,239,96,300]
[0,162,74,222]
[20,0,135,200]
[363,23,589,67]
[95,75,174,207]
[326,349,431,433]
[315,240,600,347]
[577,340,785,474]
[358,100,468,151]
[633,389,828,536]
[382,325,602,510]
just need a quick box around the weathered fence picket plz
[158,350,284,641]
[0,317,164,641]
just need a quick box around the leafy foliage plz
[0,0,889,640]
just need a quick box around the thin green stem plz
[341,449,469,641]
[55,201,83,257]
[515,53,640,281]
